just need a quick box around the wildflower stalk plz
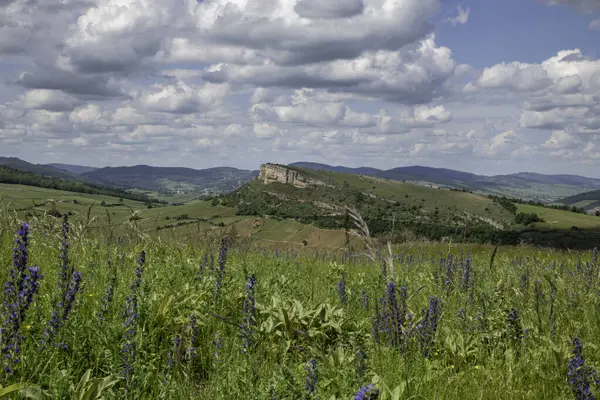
[122,250,146,389]
[1,222,43,375]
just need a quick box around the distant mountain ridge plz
[4,157,600,200]
[0,157,84,181]
[288,162,600,201]
[45,163,99,175]
[82,165,259,194]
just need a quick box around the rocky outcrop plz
[258,163,326,188]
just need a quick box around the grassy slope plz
[0,183,351,249]
[1,211,600,398]
[270,167,516,228]
[517,203,600,229]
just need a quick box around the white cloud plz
[473,49,600,134]
[253,122,282,139]
[589,18,600,30]
[542,0,600,13]
[445,5,470,26]
[1,0,600,176]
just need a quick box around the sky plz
[1,0,600,176]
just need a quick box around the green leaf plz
[0,383,42,399]
[77,369,92,394]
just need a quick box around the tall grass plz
[0,212,599,399]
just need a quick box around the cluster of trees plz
[515,212,543,226]
[490,195,518,214]
[0,166,160,203]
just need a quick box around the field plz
[1,199,600,399]
[517,203,600,230]
[0,184,352,250]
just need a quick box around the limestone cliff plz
[258,163,326,188]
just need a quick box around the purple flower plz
[213,332,223,363]
[215,240,228,297]
[242,274,257,354]
[417,297,441,357]
[567,338,599,400]
[1,223,43,375]
[507,308,523,342]
[185,315,199,361]
[338,273,347,305]
[361,290,369,310]
[463,257,471,290]
[42,271,82,347]
[122,250,146,387]
[354,384,380,400]
[305,358,318,396]
[167,335,182,369]
[355,349,367,378]
[57,215,70,298]
[97,276,115,326]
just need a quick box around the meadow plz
[1,204,600,399]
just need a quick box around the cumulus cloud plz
[20,89,81,112]
[1,0,600,174]
[590,18,600,30]
[473,49,600,134]
[204,35,456,104]
[137,81,229,114]
[445,5,470,26]
[541,0,600,13]
[294,0,365,19]
[477,63,551,92]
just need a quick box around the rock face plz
[259,163,324,188]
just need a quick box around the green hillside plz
[516,203,600,230]
[4,162,600,250]
[0,165,155,203]
[0,183,354,249]
[559,189,600,211]
[222,165,518,244]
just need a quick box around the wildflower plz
[304,358,318,397]
[338,273,347,305]
[122,250,146,387]
[196,253,209,280]
[361,290,369,310]
[42,271,82,347]
[463,257,471,290]
[213,332,223,363]
[355,349,367,378]
[215,239,228,297]
[1,223,43,375]
[185,315,199,361]
[567,337,599,400]
[167,335,182,369]
[380,259,387,284]
[353,384,380,400]
[417,297,441,357]
[385,282,402,347]
[241,274,257,354]
[57,215,70,298]
[507,308,523,343]
[97,275,115,326]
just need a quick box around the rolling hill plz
[2,158,258,197]
[223,163,519,244]
[0,157,84,181]
[45,163,99,175]
[559,190,600,212]
[220,163,600,249]
[0,165,155,203]
[289,162,600,201]
[82,165,259,195]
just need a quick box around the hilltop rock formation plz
[258,163,326,188]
